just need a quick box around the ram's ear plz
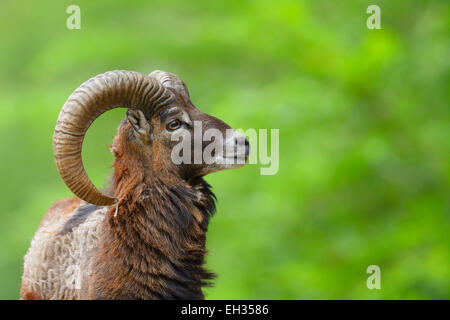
[126,109,153,143]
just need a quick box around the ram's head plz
[53,70,249,206]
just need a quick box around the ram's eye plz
[166,119,181,131]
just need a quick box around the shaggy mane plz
[86,127,217,299]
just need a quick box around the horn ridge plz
[53,70,171,206]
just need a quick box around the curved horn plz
[53,70,172,206]
[149,70,190,99]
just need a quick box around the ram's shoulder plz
[39,198,83,230]
[38,198,107,236]
[59,202,106,236]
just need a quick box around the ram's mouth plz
[232,154,249,162]
[222,143,250,164]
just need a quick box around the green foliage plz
[0,0,448,299]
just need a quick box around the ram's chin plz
[215,156,248,169]
[198,156,247,175]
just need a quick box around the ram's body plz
[21,70,249,300]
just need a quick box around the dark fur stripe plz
[59,203,99,235]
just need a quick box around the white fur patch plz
[22,206,107,299]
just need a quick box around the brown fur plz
[87,124,216,299]
[21,284,42,300]
[39,198,82,229]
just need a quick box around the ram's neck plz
[88,158,216,299]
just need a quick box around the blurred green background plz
[0,0,448,299]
